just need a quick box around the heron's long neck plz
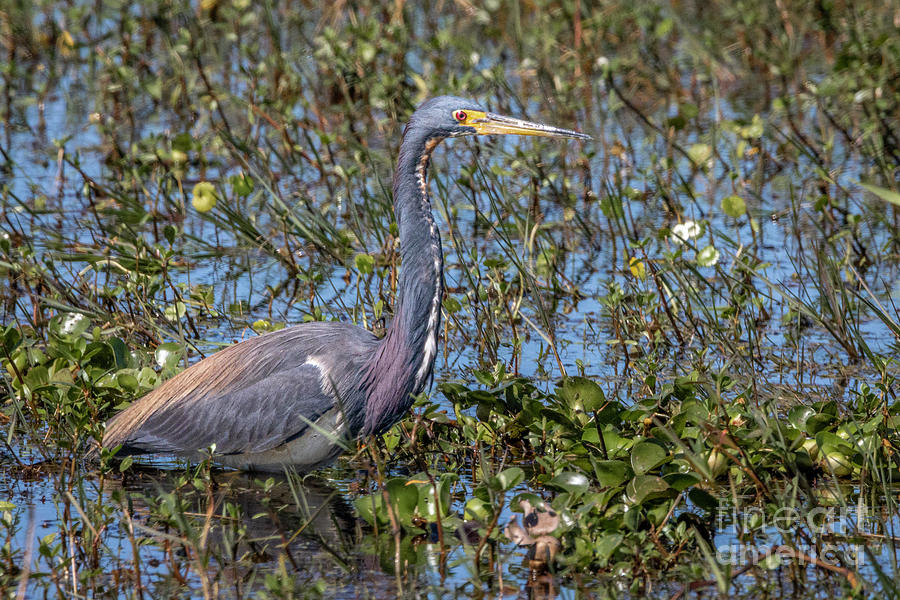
[361,132,444,435]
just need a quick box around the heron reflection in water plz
[102,96,590,472]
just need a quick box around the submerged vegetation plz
[2,0,900,597]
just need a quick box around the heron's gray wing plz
[103,322,378,456]
[117,362,339,455]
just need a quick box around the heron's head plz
[408,95,591,142]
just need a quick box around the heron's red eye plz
[454,110,467,122]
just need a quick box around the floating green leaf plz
[663,472,701,492]
[805,413,834,435]
[630,440,668,475]
[464,498,492,521]
[595,533,623,562]
[155,342,183,372]
[557,377,606,412]
[788,406,816,430]
[721,195,746,217]
[191,181,217,212]
[386,478,419,526]
[696,245,720,267]
[415,474,454,521]
[549,471,590,496]
[116,372,138,392]
[688,488,718,512]
[354,493,385,527]
[592,460,630,487]
[625,475,671,505]
[493,467,525,491]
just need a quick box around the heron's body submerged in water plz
[102,96,589,472]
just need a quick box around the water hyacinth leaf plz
[1,326,21,353]
[549,471,590,496]
[22,365,49,394]
[354,493,385,526]
[442,296,461,314]
[493,467,525,491]
[768,420,797,443]
[376,535,416,575]
[596,402,622,426]
[137,367,158,388]
[116,372,139,392]
[386,478,419,526]
[556,376,606,412]
[805,413,835,434]
[464,498,492,521]
[155,343,183,372]
[602,430,633,454]
[595,533,623,562]
[788,406,816,430]
[415,474,454,520]
[54,313,90,337]
[856,434,880,454]
[740,114,765,138]
[815,432,854,457]
[687,488,719,512]
[663,472,702,492]
[696,246,720,267]
[814,400,839,416]
[630,440,668,475]
[592,460,630,487]
[821,452,853,476]
[721,195,746,217]
[646,500,672,525]
[706,449,730,479]
[252,320,271,331]
[600,194,624,219]
[680,103,699,119]
[625,475,670,505]
[679,400,712,424]
[582,427,600,444]
[762,553,782,570]
[540,407,579,431]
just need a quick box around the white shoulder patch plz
[304,356,331,396]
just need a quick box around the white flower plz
[670,220,701,245]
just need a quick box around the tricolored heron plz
[102,96,589,472]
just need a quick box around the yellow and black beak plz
[460,110,591,140]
